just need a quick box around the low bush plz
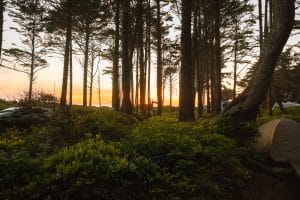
[120,116,253,199]
[0,112,255,200]
[31,106,139,148]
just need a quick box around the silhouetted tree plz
[179,0,194,121]
[222,0,295,121]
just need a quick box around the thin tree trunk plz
[233,20,238,99]
[145,0,151,116]
[213,0,222,114]
[69,35,73,105]
[179,0,195,121]
[258,0,263,49]
[138,0,146,114]
[156,0,163,115]
[135,51,139,111]
[29,13,36,101]
[60,20,71,106]
[197,5,204,117]
[169,75,172,108]
[98,71,101,107]
[0,0,4,59]
[83,26,90,106]
[147,0,151,115]
[89,45,95,107]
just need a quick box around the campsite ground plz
[245,173,300,200]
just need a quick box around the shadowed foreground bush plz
[0,115,254,200]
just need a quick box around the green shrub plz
[31,140,165,200]
[44,107,138,147]
[0,130,41,199]
[120,116,253,199]
[0,113,255,200]
[216,116,258,144]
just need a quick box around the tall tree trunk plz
[258,0,263,49]
[112,0,120,111]
[264,0,269,37]
[169,75,172,108]
[233,20,238,99]
[135,51,139,111]
[89,45,95,107]
[156,0,163,115]
[69,35,73,105]
[179,0,195,121]
[83,26,90,106]
[222,0,295,121]
[29,15,36,101]
[192,1,198,110]
[60,20,71,106]
[197,6,204,117]
[147,0,151,115]
[98,71,101,107]
[213,0,222,114]
[0,0,4,59]
[138,0,146,114]
[121,0,132,114]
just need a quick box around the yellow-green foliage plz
[0,110,255,200]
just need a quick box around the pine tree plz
[75,0,111,106]
[4,0,47,101]
[47,0,75,106]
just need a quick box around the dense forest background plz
[0,0,299,119]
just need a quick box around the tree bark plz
[146,0,151,115]
[233,20,238,99]
[169,75,172,108]
[138,0,146,114]
[112,0,120,111]
[0,0,4,59]
[156,0,163,115]
[213,0,222,114]
[69,34,73,106]
[29,7,37,101]
[98,72,101,107]
[197,5,204,117]
[258,0,263,49]
[135,50,139,111]
[60,19,71,106]
[83,26,90,106]
[89,44,95,107]
[179,0,195,121]
[222,0,295,121]
[121,0,132,114]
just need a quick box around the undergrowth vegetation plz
[1,105,299,199]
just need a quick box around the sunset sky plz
[0,1,299,107]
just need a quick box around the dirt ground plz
[244,172,300,200]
